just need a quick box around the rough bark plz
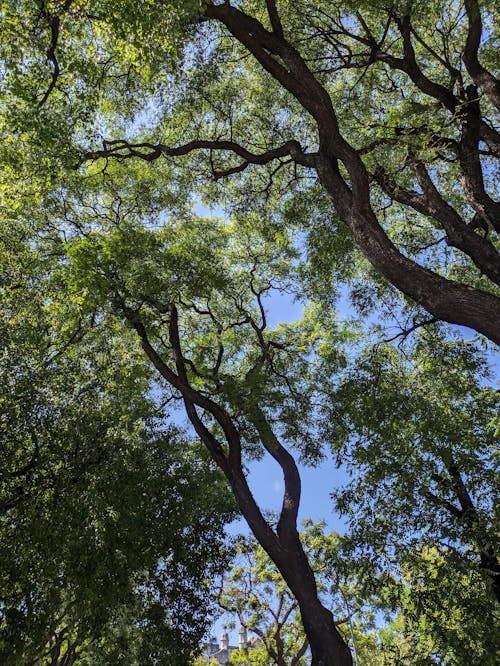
[316,155,500,345]
[85,1,500,343]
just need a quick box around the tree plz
[2,1,498,340]
[320,329,499,663]
[370,547,500,665]
[326,331,499,602]
[220,522,380,666]
[0,220,234,664]
[60,201,355,664]
[1,2,499,664]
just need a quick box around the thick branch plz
[463,0,500,111]
[446,464,500,602]
[84,137,313,168]
[373,21,457,112]
[36,0,74,108]
[245,402,302,543]
[317,155,500,345]
[167,302,245,470]
[122,305,230,469]
[205,2,336,122]
[347,14,499,154]
[458,86,500,233]
[373,164,500,287]
[422,487,463,518]
[266,0,284,39]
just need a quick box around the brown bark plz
[86,0,500,344]
[457,85,500,234]
[373,165,500,286]
[316,155,500,346]
[446,465,500,603]
[463,0,500,112]
[202,2,500,346]
[124,307,353,666]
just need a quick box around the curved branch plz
[317,155,500,345]
[36,0,75,108]
[373,163,500,287]
[463,0,500,111]
[373,34,457,111]
[205,2,335,121]
[122,305,230,469]
[245,402,302,543]
[83,138,315,170]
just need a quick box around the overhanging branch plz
[83,138,315,172]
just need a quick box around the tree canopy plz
[0,217,235,664]
[2,0,499,339]
[0,2,499,665]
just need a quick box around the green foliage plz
[0,219,235,664]
[328,331,498,563]
[0,2,499,664]
[375,547,500,665]
[323,328,499,663]
[229,646,270,665]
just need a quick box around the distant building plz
[201,626,251,664]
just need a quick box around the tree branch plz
[83,138,315,172]
[266,0,284,38]
[244,403,302,543]
[36,0,75,108]
[373,164,500,287]
[382,317,438,344]
[463,0,500,111]
[457,85,500,233]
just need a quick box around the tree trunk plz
[283,548,353,666]
[263,549,353,666]
[300,602,353,666]
[132,312,354,665]
[227,473,353,666]
[243,520,354,664]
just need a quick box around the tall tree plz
[1,2,499,664]
[63,200,355,665]
[325,332,499,603]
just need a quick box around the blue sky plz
[228,451,349,535]
[187,202,356,644]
